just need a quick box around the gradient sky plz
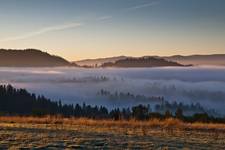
[0,0,225,60]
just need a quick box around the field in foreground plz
[0,116,225,149]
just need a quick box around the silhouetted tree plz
[165,110,172,118]
[132,105,149,120]
[175,108,183,120]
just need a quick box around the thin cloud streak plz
[125,1,159,11]
[0,22,82,42]
[0,1,158,43]
[96,2,159,23]
[96,16,113,21]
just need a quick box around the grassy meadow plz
[0,116,224,149]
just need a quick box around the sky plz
[0,0,225,61]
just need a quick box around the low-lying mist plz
[0,66,225,115]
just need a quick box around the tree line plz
[97,89,163,102]
[97,89,219,117]
[0,84,224,123]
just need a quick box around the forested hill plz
[101,57,187,68]
[0,49,76,67]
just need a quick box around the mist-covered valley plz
[1,66,225,115]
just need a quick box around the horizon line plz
[0,48,224,61]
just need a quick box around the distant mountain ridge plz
[75,56,127,67]
[0,49,76,67]
[75,54,225,66]
[163,54,225,66]
[101,57,186,68]
[1,49,224,67]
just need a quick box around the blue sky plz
[0,0,224,60]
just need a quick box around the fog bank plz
[0,66,225,114]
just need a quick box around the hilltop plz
[163,54,225,66]
[75,54,225,66]
[0,49,76,67]
[101,57,186,68]
[75,56,127,67]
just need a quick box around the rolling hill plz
[75,56,127,67]
[163,54,225,66]
[75,54,225,66]
[101,57,186,67]
[0,49,76,67]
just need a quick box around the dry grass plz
[0,116,225,131]
[0,116,225,149]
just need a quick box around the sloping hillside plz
[75,56,127,67]
[0,49,76,67]
[163,54,225,66]
[101,57,185,67]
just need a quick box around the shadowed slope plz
[101,57,185,68]
[0,49,76,67]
